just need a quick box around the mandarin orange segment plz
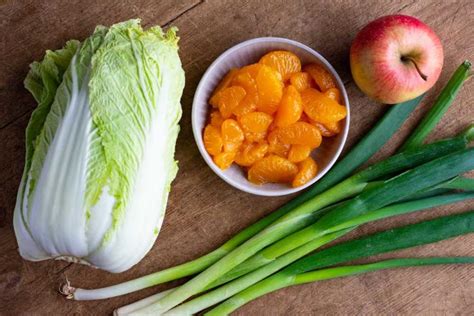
[214,68,239,93]
[324,120,342,135]
[275,85,303,127]
[259,50,302,81]
[217,86,247,119]
[203,125,223,156]
[209,68,238,107]
[248,155,298,185]
[324,87,342,103]
[289,72,315,92]
[314,122,336,137]
[231,71,259,116]
[304,63,336,92]
[244,131,267,143]
[288,144,311,163]
[235,141,269,167]
[233,71,257,91]
[239,111,273,134]
[267,130,290,156]
[301,88,347,125]
[268,132,290,157]
[233,100,258,117]
[275,121,322,148]
[292,157,318,187]
[221,119,244,152]
[210,111,224,128]
[214,151,236,170]
[236,63,264,80]
[256,65,284,114]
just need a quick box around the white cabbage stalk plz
[13,20,185,273]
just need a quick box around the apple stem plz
[401,56,428,81]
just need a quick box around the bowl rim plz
[191,36,350,196]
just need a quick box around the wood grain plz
[1,0,473,315]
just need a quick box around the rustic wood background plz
[1,0,473,315]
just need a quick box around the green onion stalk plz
[206,128,474,289]
[400,60,472,151]
[208,257,474,316]
[116,180,474,314]
[206,178,474,289]
[204,211,474,315]
[133,146,474,314]
[72,133,473,302]
[136,193,474,316]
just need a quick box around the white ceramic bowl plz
[192,37,350,196]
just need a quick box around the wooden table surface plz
[1,0,473,315]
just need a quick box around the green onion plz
[232,148,474,278]
[442,175,474,191]
[136,148,474,313]
[294,257,474,284]
[285,209,474,274]
[116,230,349,316]
[112,288,175,315]
[205,211,474,315]
[400,61,472,151]
[314,94,424,193]
[67,95,424,302]
[118,186,474,314]
[208,186,474,288]
[159,193,474,315]
[207,257,474,316]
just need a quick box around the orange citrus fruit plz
[314,122,335,137]
[232,71,258,116]
[259,50,302,81]
[275,85,303,127]
[301,88,347,125]
[248,155,298,184]
[268,130,290,157]
[235,64,263,79]
[214,152,236,170]
[239,111,273,136]
[235,141,269,167]
[292,157,318,187]
[210,111,224,128]
[209,68,238,107]
[324,87,342,103]
[324,120,342,134]
[245,131,267,143]
[203,125,223,156]
[304,63,336,91]
[288,144,311,163]
[221,119,244,152]
[315,120,342,137]
[217,86,247,118]
[289,72,315,92]
[275,121,322,148]
[256,65,284,114]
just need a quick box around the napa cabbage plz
[14,19,184,273]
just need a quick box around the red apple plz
[350,15,443,104]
